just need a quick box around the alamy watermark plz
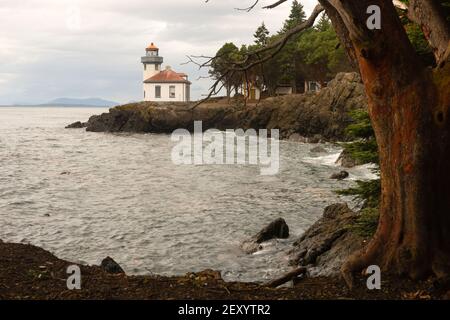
[66,265,81,290]
[366,265,381,290]
[367,5,381,30]
[171,121,280,175]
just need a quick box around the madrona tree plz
[202,0,450,286]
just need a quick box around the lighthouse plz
[141,43,191,102]
[141,43,163,81]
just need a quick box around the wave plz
[302,151,378,181]
[302,152,342,167]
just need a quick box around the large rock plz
[241,218,290,254]
[65,121,86,129]
[310,146,327,153]
[288,133,307,142]
[254,218,290,243]
[289,203,365,277]
[335,149,362,168]
[330,171,349,180]
[100,256,125,274]
[72,73,367,142]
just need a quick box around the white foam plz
[302,152,342,167]
[348,163,379,180]
[302,150,379,181]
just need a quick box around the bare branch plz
[189,69,234,109]
[262,0,409,11]
[263,0,289,9]
[208,0,288,11]
[232,4,324,71]
[235,0,260,12]
[196,75,211,81]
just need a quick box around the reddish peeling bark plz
[318,0,450,285]
[408,0,450,65]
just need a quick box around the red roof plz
[144,68,191,84]
[146,42,159,51]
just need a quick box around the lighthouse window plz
[144,64,147,71]
[155,86,161,98]
[155,64,159,71]
[169,86,176,98]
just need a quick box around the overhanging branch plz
[187,3,324,108]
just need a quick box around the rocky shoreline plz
[1,200,448,300]
[1,199,447,300]
[1,217,449,299]
[239,203,366,279]
[67,73,367,142]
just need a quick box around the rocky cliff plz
[288,203,366,277]
[71,73,367,141]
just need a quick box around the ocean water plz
[0,106,373,282]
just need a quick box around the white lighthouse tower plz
[141,42,191,102]
[141,43,163,81]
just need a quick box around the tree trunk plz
[343,61,450,284]
[318,0,450,285]
[408,0,450,65]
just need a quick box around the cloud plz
[0,0,318,104]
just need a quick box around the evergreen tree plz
[337,109,381,237]
[281,0,306,33]
[210,5,354,95]
[254,22,270,47]
[276,1,308,91]
[315,12,331,32]
[297,17,353,81]
[209,43,241,98]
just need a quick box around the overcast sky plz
[0,0,317,105]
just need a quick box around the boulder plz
[288,133,307,142]
[289,203,365,277]
[100,256,125,274]
[241,218,290,254]
[336,149,361,168]
[310,146,327,153]
[65,121,86,129]
[323,203,351,219]
[255,218,290,243]
[308,134,323,144]
[330,171,349,180]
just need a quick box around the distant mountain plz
[45,98,120,107]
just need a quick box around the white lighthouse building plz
[141,43,191,102]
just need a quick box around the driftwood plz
[264,267,307,288]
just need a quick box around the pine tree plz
[281,0,306,33]
[254,22,270,47]
[315,13,331,32]
[209,42,241,98]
